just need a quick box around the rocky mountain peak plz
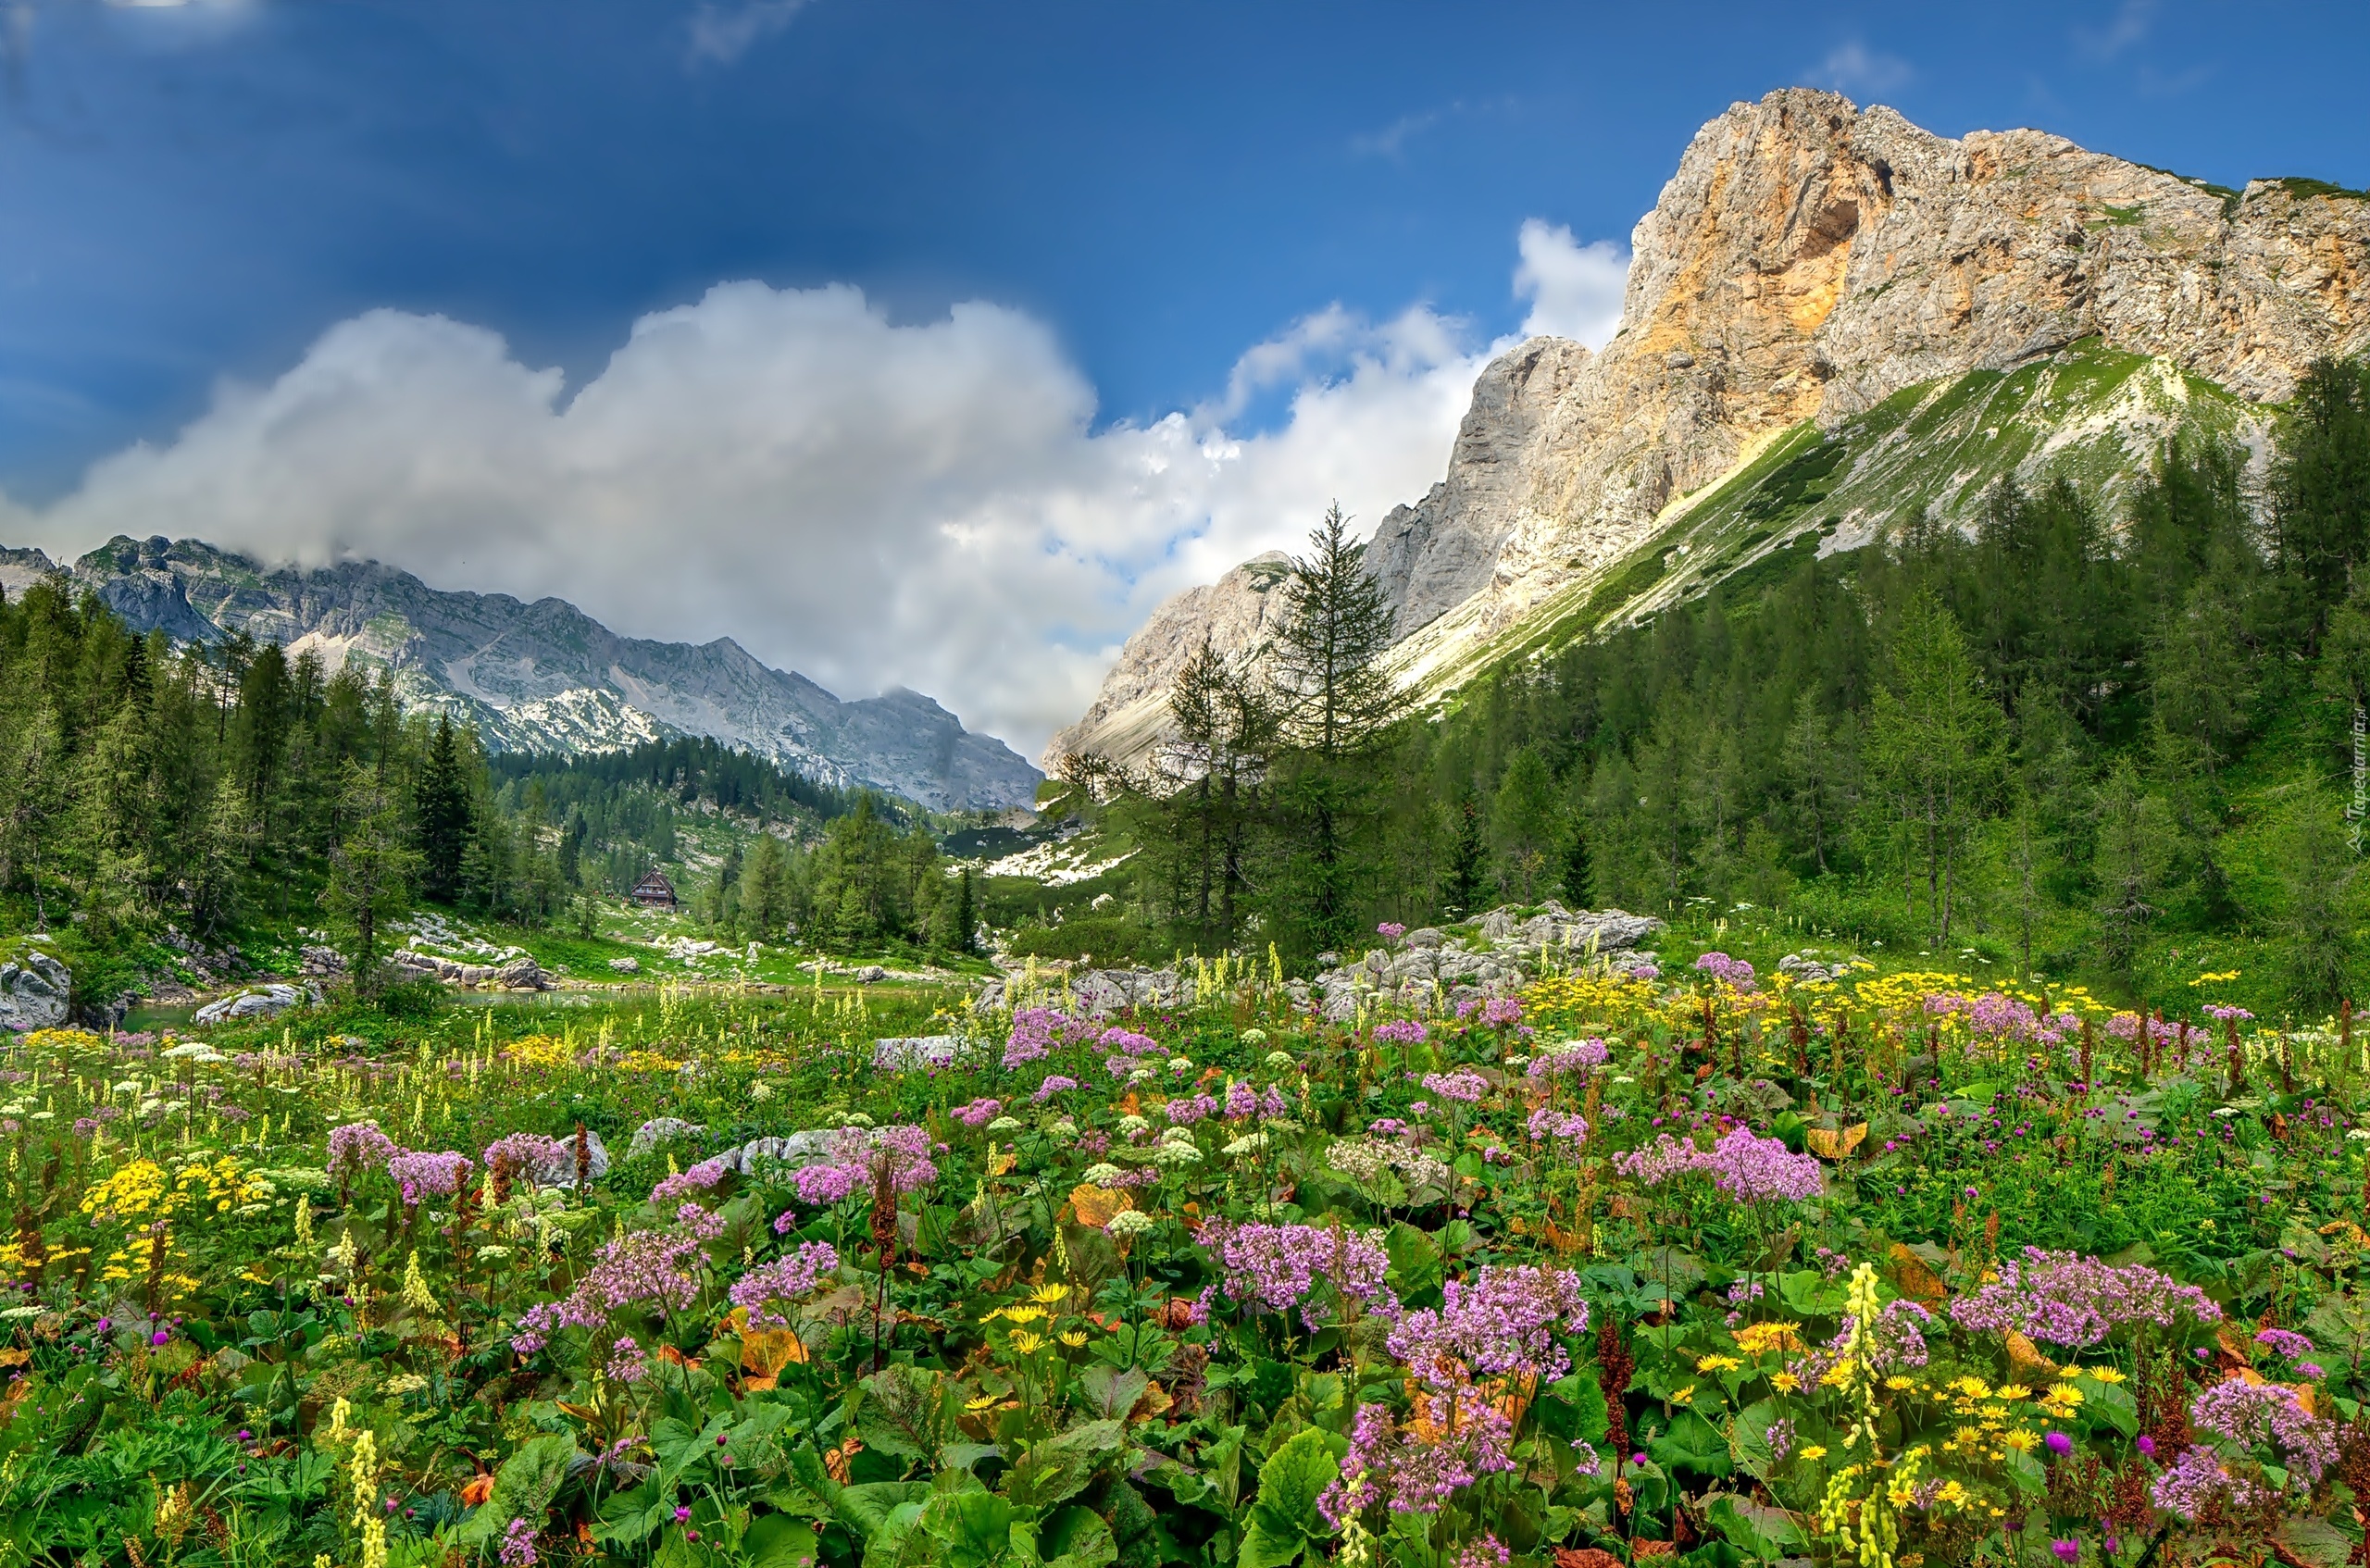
[1057,89,2369,765]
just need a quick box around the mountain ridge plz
[1053,88,2369,769]
[6,535,1041,811]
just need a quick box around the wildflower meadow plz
[0,924,2363,1568]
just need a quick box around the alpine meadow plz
[0,63,2368,1568]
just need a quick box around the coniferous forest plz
[1087,356,2370,1019]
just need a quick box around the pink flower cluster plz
[510,1213,717,1352]
[1418,1070,1488,1104]
[726,1241,842,1327]
[1526,1106,1588,1146]
[1373,1019,1428,1046]
[649,1157,731,1204]
[1377,922,1407,940]
[1615,1126,1821,1203]
[953,1098,1003,1127]
[1161,1090,1218,1125]
[386,1150,473,1203]
[1224,1081,1286,1121]
[482,1133,574,1187]
[1692,952,1755,989]
[1003,1007,1086,1068]
[1949,1248,2220,1349]
[1030,1075,1079,1103]
[1925,991,2077,1045]
[327,1121,399,1179]
[2152,1380,2338,1519]
[1385,1263,1588,1387]
[1526,1039,1609,1078]
[1202,1221,1392,1319]
[1479,997,1522,1027]
[787,1125,938,1208]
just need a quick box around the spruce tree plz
[413,716,472,904]
[1269,504,1405,952]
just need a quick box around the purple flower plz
[327,1121,399,1179]
[952,1097,1003,1128]
[1615,1126,1821,1203]
[1373,1019,1428,1046]
[1003,1007,1076,1068]
[500,1518,539,1568]
[1419,1069,1488,1103]
[728,1241,841,1327]
[1377,922,1406,940]
[386,1150,473,1200]
[2253,1327,2315,1362]
[2137,1436,2157,1459]
[2051,1542,2079,1565]
[1160,1090,1217,1125]
[1201,1221,1391,1321]
[1527,1106,1589,1146]
[2045,1431,2072,1457]
[1526,1039,1608,1078]
[1479,997,1522,1027]
[1385,1263,1588,1387]
[1030,1075,1079,1103]
[1692,952,1755,989]
[1950,1249,2220,1350]
[650,1157,731,1204]
[482,1133,574,1187]
[150,1330,169,1347]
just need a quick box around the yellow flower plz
[1696,1355,1743,1374]
[964,1394,999,1412]
[2046,1383,2085,1406]
[1734,1321,1803,1355]
[1995,1385,2033,1400]
[1797,1445,1827,1462]
[1058,1331,1089,1349]
[1952,1376,1992,1400]
[1770,1371,1802,1393]
[1668,1385,1695,1405]
[2002,1429,2040,1451]
[1002,1305,1048,1325]
[2081,1365,2127,1385]
[1008,1331,1044,1355]
[1030,1284,1071,1307]
[1885,1375,1915,1391]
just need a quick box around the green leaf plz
[1002,1420,1125,1510]
[858,1365,954,1462]
[746,1515,820,1568]
[836,1481,931,1540]
[1778,1269,1849,1317]
[1647,1412,1731,1478]
[1239,1426,1347,1568]
[455,1433,577,1547]
[1077,1364,1150,1422]
[1705,1493,1805,1562]
[920,1490,1022,1568]
[1384,1223,1443,1297]
[2077,1377,2139,1437]
[1041,1504,1119,1568]
[2277,1516,2355,1568]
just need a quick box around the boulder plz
[493,956,551,990]
[873,1035,967,1070]
[721,1129,842,1174]
[298,945,347,976]
[554,1129,610,1188]
[608,956,642,975]
[0,951,69,1032]
[627,1116,705,1158]
[194,983,308,1026]
[855,965,888,984]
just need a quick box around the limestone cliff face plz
[1057,89,2370,765]
[1040,552,1291,773]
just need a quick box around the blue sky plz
[1,0,2364,752]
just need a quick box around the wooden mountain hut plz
[630,869,679,910]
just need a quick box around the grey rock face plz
[873,1035,967,1070]
[35,536,1039,812]
[1042,552,1292,772]
[0,952,70,1031]
[608,956,642,975]
[721,1130,842,1174]
[1056,90,2370,756]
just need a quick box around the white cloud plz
[1514,220,1628,348]
[686,0,811,67]
[15,223,1622,760]
[1815,40,1915,96]
[2075,0,2155,61]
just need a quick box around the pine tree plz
[322,764,419,996]
[1268,504,1405,952]
[1489,746,1561,902]
[2280,793,2359,1014]
[413,716,472,904]
[1866,588,2002,943]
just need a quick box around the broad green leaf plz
[1706,1492,1805,1562]
[1001,1420,1124,1510]
[1646,1412,1731,1478]
[1041,1504,1118,1568]
[746,1515,820,1568]
[836,1481,930,1540]
[1240,1427,1346,1568]
[857,1365,953,1462]
[2276,1516,2354,1568]
[1384,1223,1443,1297]
[919,1490,1021,1568]
[455,1433,577,1547]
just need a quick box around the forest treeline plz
[1096,355,2370,1011]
